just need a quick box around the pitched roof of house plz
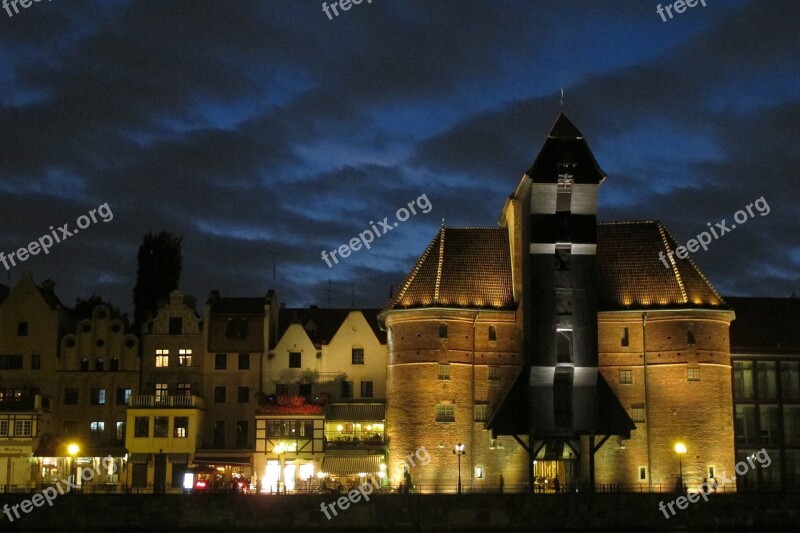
[386,227,515,310]
[596,221,726,310]
[725,296,800,354]
[0,284,8,306]
[277,307,386,345]
[384,221,726,313]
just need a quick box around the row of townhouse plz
[0,272,388,493]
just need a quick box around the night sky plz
[0,0,798,316]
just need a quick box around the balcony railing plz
[130,395,204,408]
[0,394,50,411]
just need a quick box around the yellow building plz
[124,394,204,492]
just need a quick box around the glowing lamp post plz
[67,443,80,492]
[674,442,687,492]
[453,443,466,494]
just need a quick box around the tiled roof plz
[385,221,726,312]
[386,227,515,310]
[596,221,726,310]
[325,403,386,421]
[725,296,800,354]
[277,308,386,345]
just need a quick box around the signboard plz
[0,445,33,455]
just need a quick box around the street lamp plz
[453,443,466,494]
[67,443,80,492]
[674,442,687,492]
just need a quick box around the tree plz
[132,231,182,333]
[73,294,128,324]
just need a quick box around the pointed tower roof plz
[525,113,606,184]
[548,112,583,139]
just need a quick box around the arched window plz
[95,357,104,372]
[110,357,119,371]
[438,324,448,339]
[80,357,89,372]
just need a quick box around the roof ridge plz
[433,228,445,302]
[387,229,442,308]
[656,222,688,303]
[598,220,658,226]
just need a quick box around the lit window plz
[557,329,573,364]
[116,421,125,440]
[474,404,487,422]
[435,403,455,423]
[155,349,169,368]
[620,370,633,384]
[174,417,189,438]
[155,383,168,399]
[90,388,106,405]
[488,366,501,381]
[178,349,192,367]
[475,466,484,479]
[688,368,700,381]
[352,348,365,365]
[89,421,104,433]
[438,364,450,380]
[116,388,132,405]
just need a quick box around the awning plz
[325,403,385,421]
[193,454,251,466]
[84,447,127,458]
[322,455,383,475]
[168,453,190,464]
[128,453,150,465]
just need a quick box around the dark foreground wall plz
[1,492,798,531]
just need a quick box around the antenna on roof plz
[560,87,564,108]
[351,283,355,309]
[270,251,276,290]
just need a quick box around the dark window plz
[134,417,149,437]
[438,324,448,338]
[215,353,227,370]
[687,328,696,345]
[172,464,188,488]
[132,464,147,487]
[116,388,132,405]
[556,330,573,364]
[174,417,189,438]
[110,357,119,371]
[553,370,573,428]
[225,318,248,339]
[289,352,301,368]
[237,386,250,403]
[621,327,629,347]
[238,353,250,370]
[0,355,23,369]
[236,421,248,448]
[341,380,353,399]
[177,383,191,396]
[352,348,364,365]
[153,416,169,437]
[488,366,501,381]
[168,317,183,335]
[95,357,104,372]
[299,420,314,437]
[488,326,497,342]
[299,383,312,396]
[63,421,77,436]
[17,322,28,336]
[435,404,455,423]
[361,381,373,398]
[80,357,89,371]
[90,388,106,405]
[31,354,41,370]
[213,421,225,447]
[276,384,289,395]
[64,388,79,405]
[214,386,226,403]
[555,246,571,271]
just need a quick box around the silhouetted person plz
[554,476,560,494]
[499,474,504,494]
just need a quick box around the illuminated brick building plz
[381,113,737,492]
